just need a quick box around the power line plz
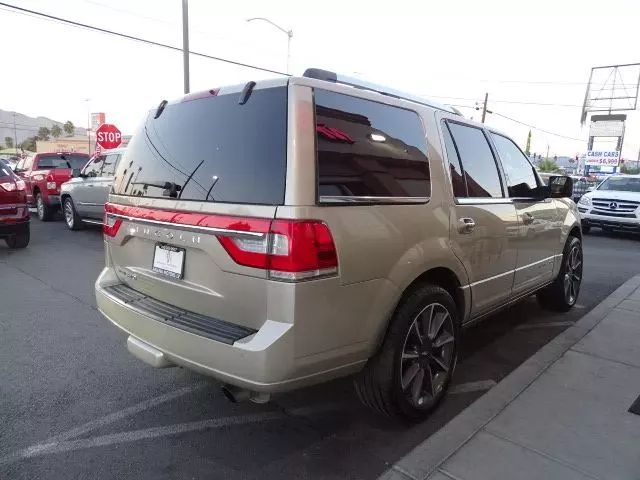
[0,2,288,76]
[490,112,584,142]
[428,94,583,108]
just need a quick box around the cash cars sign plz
[585,150,620,167]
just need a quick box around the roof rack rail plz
[303,68,460,115]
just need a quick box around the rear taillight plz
[0,181,16,191]
[103,206,122,237]
[15,179,25,191]
[217,219,338,282]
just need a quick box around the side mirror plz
[72,168,81,178]
[549,175,573,198]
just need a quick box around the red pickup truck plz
[14,152,90,221]
[0,161,29,248]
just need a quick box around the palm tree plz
[538,158,560,173]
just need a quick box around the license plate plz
[152,243,185,279]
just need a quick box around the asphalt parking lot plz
[2,218,640,480]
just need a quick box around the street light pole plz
[85,98,91,155]
[246,17,293,74]
[12,113,18,153]
[182,0,190,94]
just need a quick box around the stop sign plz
[95,123,122,149]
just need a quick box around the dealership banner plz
[585,150,620,167]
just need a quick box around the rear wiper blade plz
[178,159,204,199]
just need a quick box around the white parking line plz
[515,320,575,330]
[0,401,347,465]
[448,380,497,394]
[47,383,207,444]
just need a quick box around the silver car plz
[60,148,125,229]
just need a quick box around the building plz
[36,134,131,155]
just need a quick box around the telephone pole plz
[481,92,489,123]
[12,113,18,152]
[182,0,190,94]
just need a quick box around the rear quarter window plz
[314,89,430,202]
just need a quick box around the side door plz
[74,155,105,217]
[441,118,519,318]
[488,132,561,295]
[20,156,35,204]
[90,153,121,219]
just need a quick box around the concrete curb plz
[380,274,640,480]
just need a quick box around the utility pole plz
[546,144,550,161]
[182,0,190,94]
[481,92,489,123]
[12,113,18,152]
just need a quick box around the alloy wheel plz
[400,303,455,407]
[564,244,582,305]
[37,196,44,220]
[64,200,74,228]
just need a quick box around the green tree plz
[620,163,640,175]
[4,137,13,149]
[20,136,36,152]
[524,130,532,156]
[63,120,75,137]
[37,126,51,141]
[51,124,62,138]
[538,158,560,173]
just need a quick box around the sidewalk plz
[383,275,640,480]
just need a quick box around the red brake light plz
[217,219,338,282]
[103,204,122,237]
[0,181,16,192]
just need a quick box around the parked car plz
[96,69,582,420]
[578,174,640,233]
[0,161,29,248]
[14,152,90,221]
[60,148,125,230]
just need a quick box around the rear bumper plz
[95,267,366,392]
[0,219,29,237]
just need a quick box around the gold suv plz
[96,69,582,420]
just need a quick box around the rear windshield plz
[37,154,88,170]
[112,86,288,205]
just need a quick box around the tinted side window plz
[101,154,120,177]
[83,155,104,177]
[442,123,467,197]
[447,123,503,198]
[490,133,538,197]
[315,89,430,199]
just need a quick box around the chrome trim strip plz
[319,195,429,204]
[457,197,511,205]
[469,269,514,287]
[82,219,104,225]
[514,255,555,272]
[457,197,552,205]
[107,213,266,239]
[463,256,557,289]
[78,202,105,207]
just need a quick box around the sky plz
[1,0,639,160]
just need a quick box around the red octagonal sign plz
[95,123,122,150]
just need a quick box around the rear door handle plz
[458,217,476,234]
[522,212,534,225]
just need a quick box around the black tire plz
[602,226,614,233]
[5,230,30,249]
[63,196,83,231]
[354,284,459,421]
[35,192,53,221]
[581,224,591,234]
[537,235,583,312]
